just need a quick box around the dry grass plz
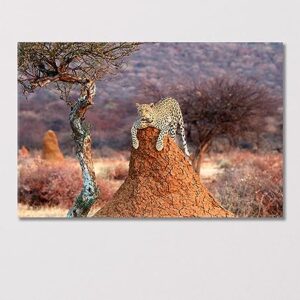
[18,204,68,218]
[18,203,108,218]
[94,156,129,180]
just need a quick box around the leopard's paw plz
[132,140,139,149]
[156,142,164,151]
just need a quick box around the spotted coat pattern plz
[131,97,190,156]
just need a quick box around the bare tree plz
[177,77,277,174]
[18,42,139,217]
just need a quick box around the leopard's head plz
[136,103,154,123]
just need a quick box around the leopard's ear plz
[135,103,140,108]
[149,103,154,107]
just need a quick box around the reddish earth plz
[94,127,234,218]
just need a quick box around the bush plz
[208,152,283,217]
[18,157,116,209]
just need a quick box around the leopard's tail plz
[179,121,190,157]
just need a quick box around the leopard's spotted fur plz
[131,97,190,157]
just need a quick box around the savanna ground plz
[18,149,283,218]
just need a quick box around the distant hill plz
[18,42,284,153]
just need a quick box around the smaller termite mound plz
[42,130,64,162]
[94,127,234,218]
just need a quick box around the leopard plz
[131,97,190,157]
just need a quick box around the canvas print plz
[18,42,284,218]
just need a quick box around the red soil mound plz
[94,127,234,218]
[41,130,64,162]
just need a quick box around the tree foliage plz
[176,77,278,173]
[18,42,139,103]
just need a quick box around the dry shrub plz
[96,179,115,206]
[109,163,129,180]
[208,151,283,217]
[94,156,129,181]
[18,157,116,209]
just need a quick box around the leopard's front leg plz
[131,120,149,149]
[131,121,140,149]
[156,123,170,151]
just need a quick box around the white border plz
[1,0,299,299]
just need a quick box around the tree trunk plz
[193,150,203,175]
[192,144,208,176]
[67,80,99,217]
